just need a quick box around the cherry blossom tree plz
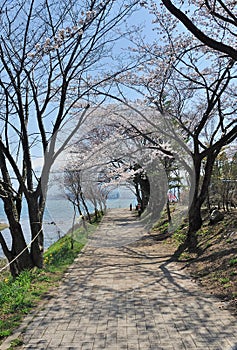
[64,104,189,230]
[52,0,237,254]
[64,169,92,223]
[0,0,141,276]
[155,0,237,60]
[111,3,237,250]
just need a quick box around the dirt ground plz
[134,209,237,317]
[183,211,237,316]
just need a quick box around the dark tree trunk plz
[0,152,34,276]
[80,193,92,223]
[94,207,98,221]
[0,205,34,277]
[133,177,150,212]
[76,197,83,216]
[186,199,202,250]
[27,196,44,269]
[140,177,150,210]
[10,221,34,276]
[185,150,218,251]
[134,182,142,207]
[166,200,172,222]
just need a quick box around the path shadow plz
[19,209,236,350]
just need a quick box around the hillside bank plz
[150,208,237,316]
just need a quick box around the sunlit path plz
[1,209,236,350]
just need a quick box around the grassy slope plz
[152,206,237,315]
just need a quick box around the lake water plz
[0,189,136,258]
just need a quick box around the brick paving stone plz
[1,208,236,350]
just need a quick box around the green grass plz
[172,230,186,244]
[229,257,237,266]
[219,277,230,284]
[0,221,99,344]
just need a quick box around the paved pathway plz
[2,209,236,350]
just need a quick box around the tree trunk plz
[1,197,34,277]
[1,220,34,277]
[80,193,92,223]
[178,150,203,253]
[0,152,33,276]
[134,182,142,208]
[186,150,218,251]
[76,197,83,216]
[140,177,150,210]
[11,222,34,276]
[27,196,44,269]
[186,199,202,250]
[166,200,172,222]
